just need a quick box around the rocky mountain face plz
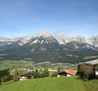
[0,31,98,63]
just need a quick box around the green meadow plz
[0,60,33,68]
[0,76,98,91]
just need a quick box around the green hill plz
[0,77,98,91]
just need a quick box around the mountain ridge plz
[0,31,98,47]
[0,31,98,63]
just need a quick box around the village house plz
[19,72,33,81]
[15,66,33,72]
[65,70,77,77]
[57,70,77,77]
[85,59,98,77]
[20,76,28,81]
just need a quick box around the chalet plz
[57,71,67,77]
[85,59,98,65]
[20,76,28,81]
[19,72,34,81]
[65,70,77,77]
[77,59,98,79]
[85,59,98,77]
[57,70,77,77]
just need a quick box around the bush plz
[34,68,49,78]
[51,72,58,77]
[34,69,40,78]
[0,68,12,84]
[1,75,12,82]
[40,68,49,78]
[13,70,19,82]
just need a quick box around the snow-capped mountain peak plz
[12,36,32,46]
[0,37,11,42]
[0,32,98,63]
[56,32,70,44]
[0,32,98,47]
[73,35,86,43]
[37,30,53,38]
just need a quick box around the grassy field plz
[83,79,98,91]
[1,76,97,91]
[0,60,33,68]
[0,60,78,71]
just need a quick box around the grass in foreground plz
[0,77,85,91]
[0,76,98,91]
[83,79,98,91]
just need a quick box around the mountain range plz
[0,31,98,63]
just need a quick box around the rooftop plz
[85,59,98,65]
[65,70,77,76]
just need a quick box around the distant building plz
[85,59,98,66]
[15,66,33,72]
[65,70,77,77]
[19,72,33,81]
[85,59,98,75]
[78,59,98,78]
[57,70,77,77]
[57,71,67,77]
[20,76,28,81]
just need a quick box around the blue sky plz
[0,0,98,37]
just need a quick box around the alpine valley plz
[0,31,98,63]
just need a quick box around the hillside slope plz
[0,77,85,91]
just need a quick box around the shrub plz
[40,68,49,78]
[34,69,40,78]
[51,72,58,77]
[13,70,19,82]
[0,68,12,84]
[34,68,49,78]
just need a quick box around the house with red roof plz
[65,70,77,77]
[57,70,77,77]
